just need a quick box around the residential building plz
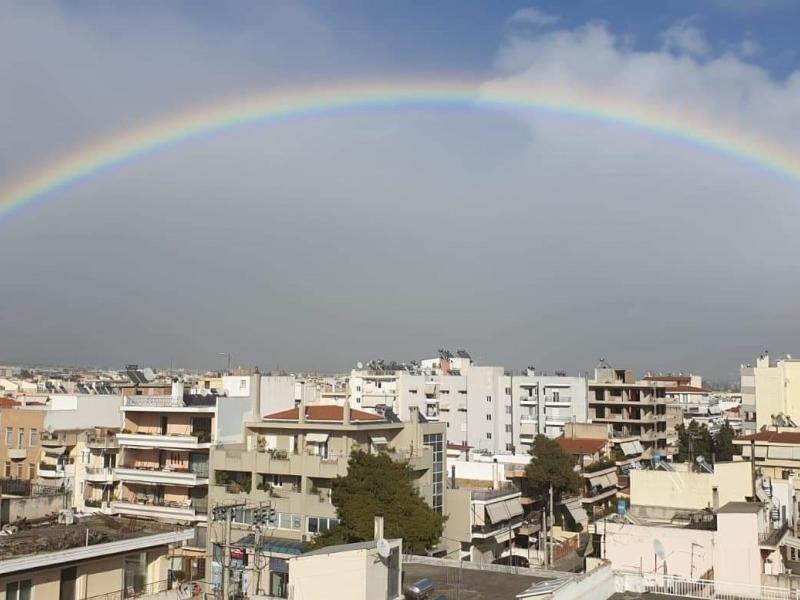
[113,378,251,581]
[77,427,120,513]
[741,352,800,433]
[588,365,669,457]
[0,514,192,600]
[207,396,444,595]
[0,401,45,482]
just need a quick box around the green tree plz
[312,450,444,554]
[525,435,581,504]
[714,420,740,462]
[675,421,714,464]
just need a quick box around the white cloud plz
[737,35,762,58]
[660,18,710,57]
[507,6,560,27]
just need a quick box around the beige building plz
[207,401,444,596]
[741,352,800,432]
[0,514,192,600]
[588,366,668,457]
[0,402,45,482]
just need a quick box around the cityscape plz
[3,1,800,599]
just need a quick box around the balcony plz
[41,434,68,448]
[212,447,345,480]
[7,448,27,460]
[112,497,207,522]
[122,395,216,412]
[38,464,65,479]
[471,515,525,537]
[85,467,116,484]
[116,432,212,450]
[114,466,209,486]
[471,484,519,503]
[544,396,572,407]
[581,486,617,503]
[87,436,119,450]
[519,396,539,405]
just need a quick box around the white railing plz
[615,571,800,600]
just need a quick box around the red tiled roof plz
[642,375,691,384]
[738,431,800,444]
[447,442,473,450]
[0,398,20,408]
[556,437,607,455]
[665,386,710,393]
[264,405,384,423]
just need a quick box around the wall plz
[597,521,714,578]
[216,397,251,443]
[630,461,751,510]
[45,395,122,430]
[714,511,761,591]
[289,548,369,600]
[3,492,67,524]
[0,408,45,480]
[442,487,472,556]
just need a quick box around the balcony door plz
[59,567,76,600]
[160,416,168,435]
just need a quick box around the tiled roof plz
[665,386,710,393]
[737,431,800,444]
[0,398,20,408]
[556,437,607,454]
[642,375,691,384]
[264,405,384,423]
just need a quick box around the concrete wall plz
[216,397,251,443]
[714,511,761,591]
[3,492,67,524]
[630,461,751,510]
[260,376,297,417]
[289,546,397,600]
[45,395,122,430]
[598,521,714,578]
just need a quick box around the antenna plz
[376,538,391,559]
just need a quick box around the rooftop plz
[300,539,384,558]
[557,437,607,455]
[642,375,691,384]
[737,431,800,444]
[665,386,709,393]
[403,562,549,600]
[264,405,385,423]
[0,514,191,573]
[717,501,763,514]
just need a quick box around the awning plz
[485,502,511,524]
[588,475,605,488]
[423,383,438,395]
[370,435,388,446]
[632,441,644,454]
[620,442,636,456]
[306,433,329,443]
[564,501,589,524]
[505,499,524,519]
[606,472,619,487]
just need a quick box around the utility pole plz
[549,484,554,568]
[222,505,232,600]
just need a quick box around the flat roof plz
[717,501,763,514]
[0,514,192,573]
[403,562,549,600]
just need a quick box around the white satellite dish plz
[376,538,391,559]
[357,361,364,369]
[653,539,666,561]
[696,456,705,464]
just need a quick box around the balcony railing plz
[124,395,216,409]
[470,484,519,502]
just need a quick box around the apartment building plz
[77,427,120,513]
[588,365,668,457]
[349,352,588,455]
[112,379,251,581]
[0,514,192,600]
[741,352,800,433]
[0,401,45,482]
[207,400,445,596]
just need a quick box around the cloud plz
[507,6,560,27]
[737,34,762,58]
[660,18,710,57]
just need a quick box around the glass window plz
[123,552,147,597]
[28,464,35,479]
[30,429,38,447]
[6,580,32,600]
[4,462,10,478]
[17,429,24,449]
[5,427,12,447]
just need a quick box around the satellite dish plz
[696,456,705,464]
[653,539,666,561]
[376,538,391,559]
[357,361,364,369]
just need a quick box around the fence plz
[615,571,800,600]
[403,554,577,580]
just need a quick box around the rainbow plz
[1,79,798,221]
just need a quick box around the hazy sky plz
[2,1,800,380]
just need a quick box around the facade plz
[741,352,800,433]
[0,515,192,600]
[207,401,444,596]
[588,366,668,457]
[0,403,45,482]
[112,379,251,581]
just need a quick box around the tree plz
[525,435,581,504]
[714,420,740,462]
[675,421,714,464]
[311,450,444,554]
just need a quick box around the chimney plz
[374,514,384,540]
[250,374,261,420]
[343,399,351,425]
[492,458,499,491]
[299,397,306,424]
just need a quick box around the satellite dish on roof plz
[653,539,666,561]
[357,361,364,369]
[696,456,705,463]
[376,538,391,559]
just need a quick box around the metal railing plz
[83,579,170,600]
[615,571,800,600]
[470,484,519,502]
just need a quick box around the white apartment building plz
[348,352,588,455]
[741,352,800,434]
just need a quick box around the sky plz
[2,1,800,381]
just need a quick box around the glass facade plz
[423,433,444,514]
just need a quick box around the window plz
[486,433,492,440]
[506,443,514,451]
[81,451,90,465]
[486,414,492,421]
[5,427,12,447]
[6,580,31,600]
[505,406,512,414]
[17,429,24,449]
[505,425,512,433]
[4,462,10,477]
[277,512,301,530]
[232,508,252,525]
[29,429,38,447]
[28,464,35,479]
[505,387,512,395]
[307,516,339,534]
[423,433,444,514]
[486,396,492,403]
[123,552,147,596]
[15,464,22,479]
